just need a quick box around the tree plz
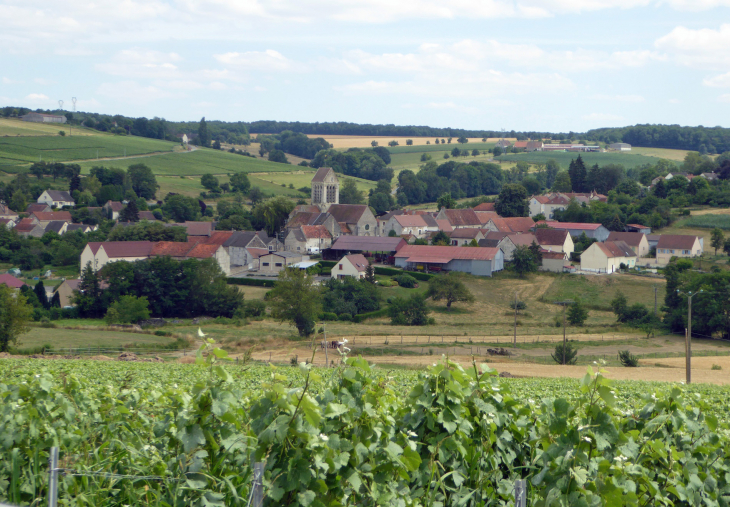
[425,273,475,310]
[230,173,251,194]
[119,199,140,222]
[0,284,33,352]
[75,263,106,318]
[268,268,322,336]
[711,228,724,256]
[492,146,503,157]
[495,183,529,217]
[528,241,543,264]
[371,140,378,147]
[457,136,468,144]
[104,295,150,324]
[437,192,457,210]
[339,179,364,205]
[451,147,461,157]
[251,196,296,235]
[512,245,538,277]
[551,171,572,192]
[610,291,628,321]
[431,231,450,246]
[618,350,639,367]
[201,174,220,192]
[568,156,587,192]
[388,229,398,237]
[34,280,49,310]
[388,295,430,325]
[248,186,264,205]
[365,264,376,284]
[545,159,560,188]
[724,238,730,256]
[127,164,158,199]
[162,195,202,222]
[567,300,588,326]
[388,140,399,147]
[368,192,394,216]
[9,191,27,212]
[406,139,413,146]
[198,117,210,147]
[471,149,479,157]
[551,341,578,365]
[268,149,289,164]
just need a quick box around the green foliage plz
[200,173,220,192]
[711,227,725,255]
[551,340,578,364]
[322,277,380,318]
[126,163,158,199]
[388,294,430,325]
[392,274,418,288]
[104,295,150,324]
[118,199,140,223]
[339,178,365,205]
[618,350,639,367]
[251,196,296,235]
[425,272,474,310]
[162,194,202,222]
[226,278,276,287]
[229,172,251,194]
[267,149,289,164]
[495,183,529,217]
[436,192,457,210]
[512,245,539,277]
[509,300,527,310]
[567,300,589,326]
[269,268,322,336]
[431,230,450,246]
[311,148,393,182]
[0,284,33,352]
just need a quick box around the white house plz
[37,190,75,208]
[332,254,369,280]
[580,240,636,273]
[384,214,435,239]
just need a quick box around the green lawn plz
[387,142,495,154]
[675,214,730,231]
[540,273,666,311]
[252,171,377,194]
[496,151,679,170]
[0,118,103,137]
[15,327,176,351]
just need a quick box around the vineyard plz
[2,346,730,506]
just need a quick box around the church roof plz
[312,167,335,183]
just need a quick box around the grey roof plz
[327,204,368,224]
[330,236,406,252]
[311,167,334,183]
[478,239,501,248]
[45,190,74,202]
[421,214,439,227]
[223,231,260,248]
[65,224,87,233]
[44,221,66,234]
[289,229,307,242]
[265,251,303,258]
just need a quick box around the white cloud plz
[2,77,22,84]
[591,94,645,102]
[719,94,730,103]
[704,71,730,87]
[25,93,50,102]
[96,49,183,79]
[655,24,730,69]
[214,50,296,71]
[97,81,175,102]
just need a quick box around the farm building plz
[656,235,703,265]
[332,254,369,280]
[394,245,504,277]
[26,203,52,213]
[483,216,536,234]
[384,214,437,239]
[327,204,377,236]
[534,228,574,256]
[81,241,154,272]
[55,279,81,308]
[435,208,482,229]
[14,218,45,238]
[259,251,308,274]
[625,224,651,235]
[103,201,125,221]
[540,250,570,273]
[580,241,636,273]
[526,141,543,151]
[609,143,631,151]
[37,190,74,208]
[21,112,67,123]
[447,228,485,246]
[285,225,333,254]
[0,202,18,220]
[326,235,406,262]
[535,221,610,242]
[225,231,271,272]
[29,211,72,227]
[495,233,538,261]
[606,232,649,257]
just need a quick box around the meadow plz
[0,118,100,137]
[300,135,509,149]
[496,150,679,170]
[676,214,730,230]
[250,171,377,194]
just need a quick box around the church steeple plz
[311,167,339,212]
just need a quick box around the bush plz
[227,278,276,287]
[352,308,389,323]
[243,299,267,318]
[551,341,578,365]
[618,350,639,367]
[509,300,527,311]
[392,274,418,288]
[388,295,430,326]
[338,313,352,321]
[320,312,338,321]
[712,364,722,370]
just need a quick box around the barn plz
[393,245,503,277]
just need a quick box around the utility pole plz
[324,322,328,368]
[654,286,658,316]
[513,292,518,345]
[678,290,702,384]
[563,305,566,365]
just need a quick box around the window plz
[339,264,343,270]
[275,263,283,267]
[670,249,675,254]
[262,262,270,267]
[297,247,300,251]
[365,224,370,231]
[684,250,690,255]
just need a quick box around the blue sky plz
[1,0,730,132]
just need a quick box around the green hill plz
[495,151,678,170]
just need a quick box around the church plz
[311,166,339,211]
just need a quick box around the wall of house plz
[214,247,230,275]
[56,283,76,307]
[529,200,543,217]
[284,233,305,253]
[498,239,517,261]
[355,212,377,236]
[541,257,566,273]
[656,241,701,265]
[332,259,364,279]
[580,245,610,272]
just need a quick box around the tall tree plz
[512,245,538,277]
[0,284,33,352]
[127,164,158,200]
[568,156,587,192]
[198,117,210,147]
[339,179,364,205]
[230,173,251,194]
[545,159,560,188]
[495,183,529,217]
[34,280,49,310]
[119,199,140,222]
[69,173,82,193]
[551,171,572,192]
[425,273,475,310]
[268,268,322,336]
[711,228,724,256]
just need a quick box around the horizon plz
[1,1,730,131]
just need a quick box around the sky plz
[1,0,730,132]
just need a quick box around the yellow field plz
[630,147,690,161]
[297,135,516,149]
[0,118,99,137]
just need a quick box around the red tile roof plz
[395,245,500,262]
[537,221,604,231]
[513,141,529,148]
[330,236,406,252]
[507,233,537,246]
[474,211,498,225]
[534,228,569,246]
[14,218,37,232]
[247,247,270,259]
[328,204,369,224]
[442,209,481,227]
[394,215,428,227]
[606,232,646,247]
[343,254,369,272]
[105,201,125,212]
[151,241,196,257]
[448,228,483,239]
[186,243,220,259]
[594,240,636,258]
[473,202,496,212]
[541,250,567,260]
[657,235,699,250]
[32,211,72,222]
[301,225,331,239]
[185,221,214,237]
[200,231,235,246]
[98,241,154,258]
[435,219,453,232]
[502,217,536,234]
[0,273,26,288]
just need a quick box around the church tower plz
[311,167,339,211]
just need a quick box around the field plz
[297,135,512,149]
[630,147,691,161]
[496,150,678,170]
[675,214,730,230]
[0,118,101,137]
[250,170,377,194]
[16,327,178,350]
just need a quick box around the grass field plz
[676,214,730,230]
[251,170,377,194]
[296,135,511,149]
[0,118,101,137]
[14,327,176,350]
[630,147,691,161]
[496,151,679,170]
[540,273,665,311]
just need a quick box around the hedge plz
[319,260,337,268]
[226,278,276,287]
[352,308,390,323]
[374,266,433,281]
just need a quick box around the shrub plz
[243,299,266,318]
[551,341,578,365]
[392,274,418,288]
[227,278,276,287]
[320,312,338,321]
[338,313,352,321]
[509,300,527,311]
[712,364,722,370]
[388,295,430,326]
[618,350,639,367]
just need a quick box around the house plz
[534,228,574,257]
[37,190,75,208]
[0,202,18,220]
[496,233,538,261]
[326,236,406,263]
[474,211,499,226]
[26,203,52,213]
[286,211,342,238]
[289,204,322,217]
[646,235,660,250]
[14,218,45,238]
[484,216,536,234]
[384,214,435,239]
[30,211,72,227]
[259,251,309,273]
[223,231,270,272]
[44,221,68,236]
[541,250,570,273]
[181,221,214,238]
[607,232,649,257]
[625,224,651,235]
[435,208,482,229]
[513,141,528,150]
[332,254,369,280]
[473,202,495,212]
[327,204,377,236]
[65,224,92,234]
[701,173,718,182]
[0,218,15,230]
[656,235,703,265]
[138,211,158,221]
[608,143,631,151]
[21,112,67,123]
[103,201,125,220]
[529,192,607,218]
[55,279,81,307]
[80,241,154,272]
[285,225,333,254]
[394,245,504,277]
[447,228,485,246]
[184,243,231,275]
[535,221,610,242]
[435,219,453,233]
[0,273,27,289]
[478,231,509,248]
[258,231,283,252]
[526,141,544,152]
[580,240,636,273]
[495,139,511,149]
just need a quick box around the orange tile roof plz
[32,211,72,222]
[301,225,331,239]
[185,243,220,259]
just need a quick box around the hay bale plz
[88,355,112,361]
[178,356,196,364]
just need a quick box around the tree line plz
[586,124,730,153]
